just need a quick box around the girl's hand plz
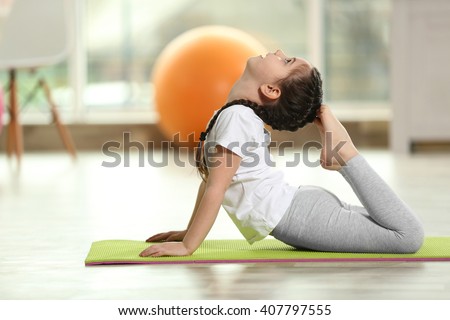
[145,230,186,242]
[139,242,191,257]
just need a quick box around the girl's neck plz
[227,75,261,104]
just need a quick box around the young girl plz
[139,50,424,257]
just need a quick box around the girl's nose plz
[275,49,286,58]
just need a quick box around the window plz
[324,0,391,101]
[84,0,309,112]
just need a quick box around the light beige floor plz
[0,149,449,299]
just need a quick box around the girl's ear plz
[260,84,281,101]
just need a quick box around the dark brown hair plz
[196,66,323,181]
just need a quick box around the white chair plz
[0,0,75,162]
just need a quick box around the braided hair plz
[196,66,323,181]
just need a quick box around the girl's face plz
[246,49,311,84]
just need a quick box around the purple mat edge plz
[85,257,450,266]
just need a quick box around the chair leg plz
[6,69,23,165]
[39,79,77,159]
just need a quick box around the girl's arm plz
[187,180,207,229]
[145,180,206,242]
[139,146,240,257]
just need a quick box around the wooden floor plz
[0,149,449,299]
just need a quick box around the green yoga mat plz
[85,237,450,265]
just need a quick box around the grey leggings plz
[271,155,424,253]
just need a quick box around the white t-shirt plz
[205,104,297,244]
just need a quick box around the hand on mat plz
[145,230,186,242]
[139,242,190,257]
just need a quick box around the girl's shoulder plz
[219,104,262,123]
[214,104,264,139]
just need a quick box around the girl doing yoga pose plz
[140,50,424,257]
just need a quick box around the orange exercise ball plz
[152,25,266,147]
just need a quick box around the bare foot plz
[314,105,359,170]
